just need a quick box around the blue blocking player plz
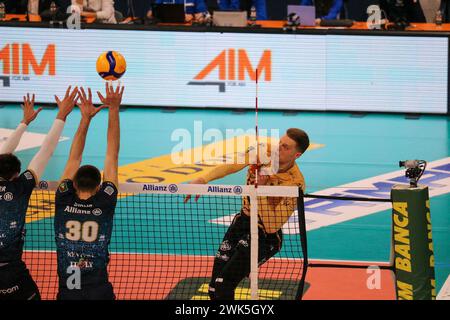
[54,83,123,300]
[0,87,78,300]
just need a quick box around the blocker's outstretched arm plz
[98,82,124,187]
[0,94,43,155]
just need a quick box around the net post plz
[391,184,436,300]
[388,192,397,292]
[295,187,308,300]
[249,185,259,300]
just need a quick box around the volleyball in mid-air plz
[96,51,127,81]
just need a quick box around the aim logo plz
[188,49,271,92]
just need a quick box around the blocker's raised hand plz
[97,82,124,111]
[55,86,79,121]
[77,87,106,120]
[21,93,43,125]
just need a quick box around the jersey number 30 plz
[65,221,99,242]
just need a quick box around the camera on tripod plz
[399,160,427,188]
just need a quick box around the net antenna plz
[255,68,260,187]
[250,69,260,300]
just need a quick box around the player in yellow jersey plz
[185,128,309,300]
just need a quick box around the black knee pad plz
[213,278,235,300]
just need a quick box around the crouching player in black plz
[0,88,78,300]
[54,83,123,300]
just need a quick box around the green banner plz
[391,185,436,300]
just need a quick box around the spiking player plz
[186,128,310,300]
[54,83,123,300]
[0,87,79,300]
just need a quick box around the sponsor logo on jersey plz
[220,240,232,252]
[0,285,19,295]
[39,181,49,189]
[67,251,94,259]
[59,182,69,193]
[76,258,93,269]
[238,239,249,247]
[92,208,102,216]
[4,192,13,201]
[73,202,92,208]
[104,186,115,196]
[24,172,33,180]
[215,252,230,262]
[64,206,92,215]
[68,259,93,269]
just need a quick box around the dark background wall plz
[114,0,393,21]
[6,0,444,22]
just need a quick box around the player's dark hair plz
[0,153,21,181]
[287,128,310,153]
[74,165,101,192]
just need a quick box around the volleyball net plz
[22,179,437,300]
[23,182,307,300]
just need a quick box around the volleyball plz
[96,51,127,81]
